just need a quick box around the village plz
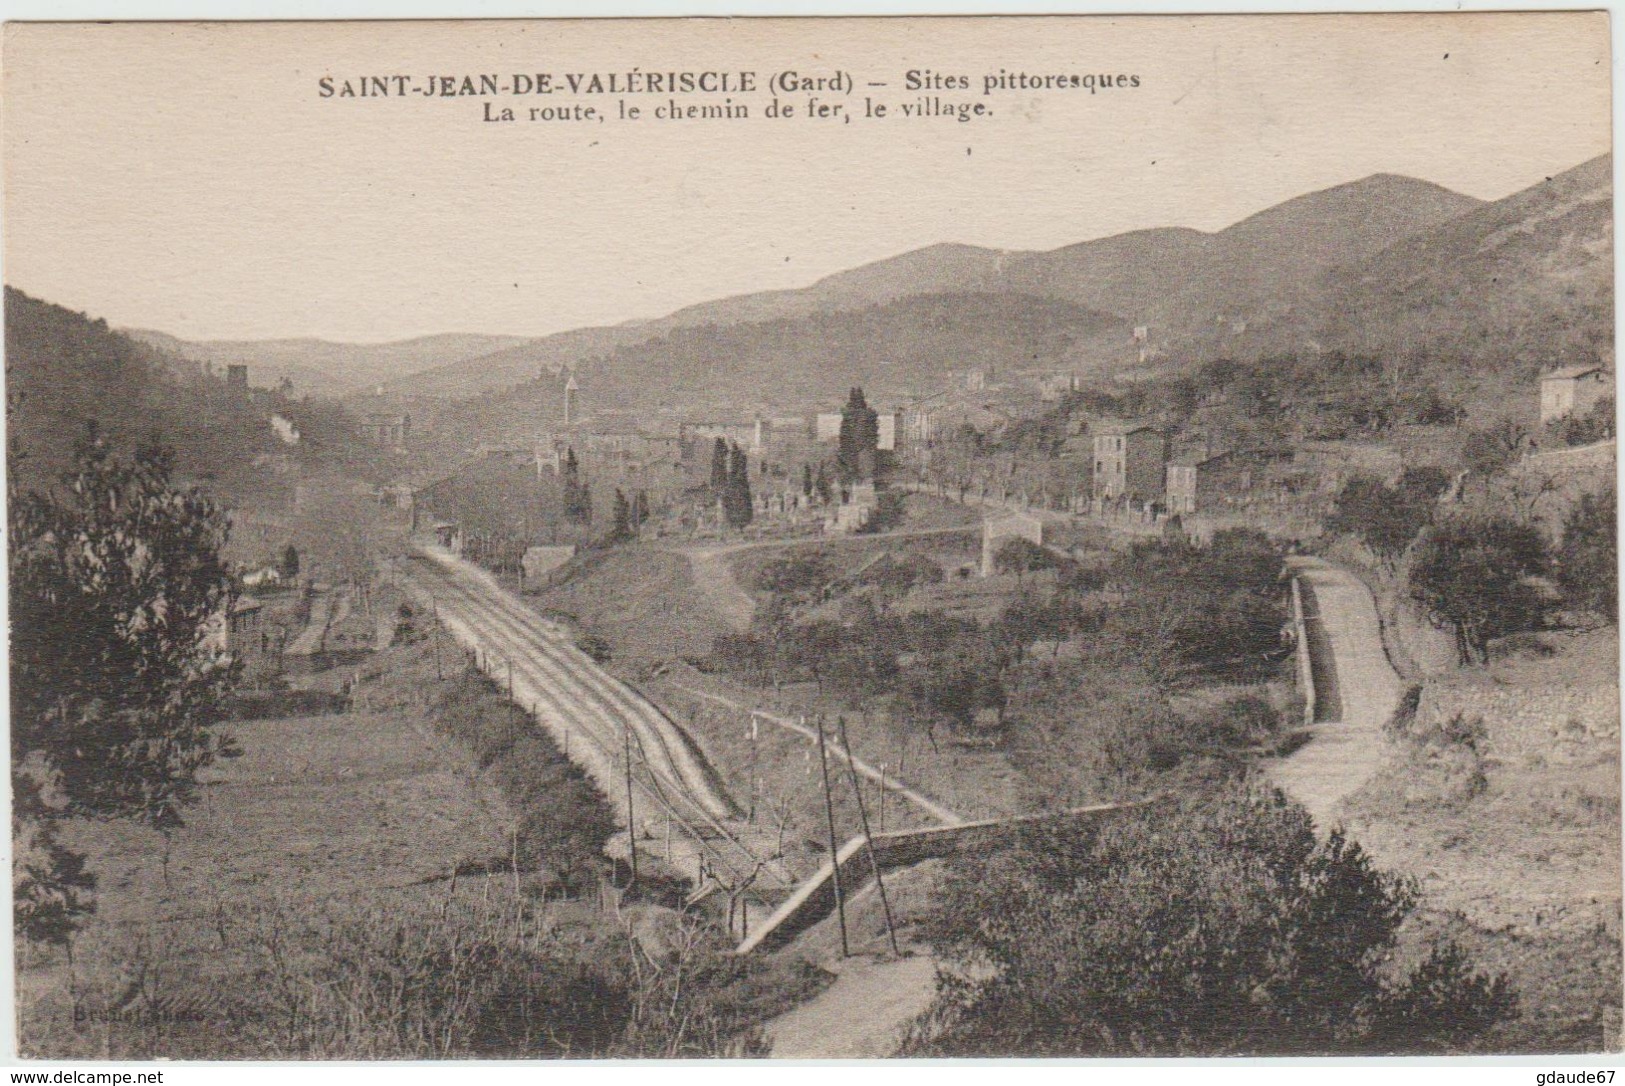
[211,350,1610,600]
[171,333,1619,1062]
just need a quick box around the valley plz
[8,146,1618,1059]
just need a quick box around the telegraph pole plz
[431,599,443,680]
[837,715,900,956]
[748,712,760,823]
[878,762,887,833]
[815,716,849,957]
[624,724,638,890]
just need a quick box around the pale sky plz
[3,14,1612,342]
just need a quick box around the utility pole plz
[624,724,638,890]
[815,715,849,957]
[837,715,899,956]
[748,712,759,824]
[878,762,887,833]
[432,599,442,680]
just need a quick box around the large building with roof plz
[1092,421,1166,504]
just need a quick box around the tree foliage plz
[1545,394,1615,448]
[898,627,1007,733]
[1556,485,1617,620]
[1326,468,1450,566]
[1410,513,1549,665]
[721,442,753,529]
[907,783,1515,1056]
[1462,418,1529,481]
[836,387,879,484]
[753,552,833,604]
[1104,529,1287,682]
[709,437,729,491]
[993,537,1056,585]
[858,552,943,607]
[610,488,632,542]
[561,447,592,525]
[10,431,240,942]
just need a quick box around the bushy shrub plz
[906,782,1515,1056]
[1556,486,1617,620]
[1197,693,1285,749]
[1544,395,1615,448]
[428,675,615,894]
[1387,709,1489,806]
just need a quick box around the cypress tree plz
[562,447,590,524]
[710,437,729,490]
[725,442,753,528]
[611,488,631,541]
[837,387,879,484]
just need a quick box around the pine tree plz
[802,462,814,498]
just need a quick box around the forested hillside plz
[6,288,381,499]
[442,291,1125,440]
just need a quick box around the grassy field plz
[1341,626,1622,1052]
[17,638,514,1057]
[534,548,729,666]
[17,606,831,1059]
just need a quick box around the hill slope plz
[385,171,1484,401]
[7,289,382,498]
[454,291,1127,436]
[126,329,530,398]
[1307,153,1613,373]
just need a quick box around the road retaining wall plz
[737,800,1147,954]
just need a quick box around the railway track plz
[396,546,794,898]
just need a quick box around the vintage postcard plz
[4,13,1617,1062]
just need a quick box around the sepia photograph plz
[3,12,1619,1062]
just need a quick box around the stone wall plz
[1416,680,1620,765]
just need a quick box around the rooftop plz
[1094,420,1157,436]
[1543,364,1606,381]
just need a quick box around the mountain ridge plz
[110,158,1612,408]
[380,169,1493,400]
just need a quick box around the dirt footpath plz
[766,952,939,1057]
